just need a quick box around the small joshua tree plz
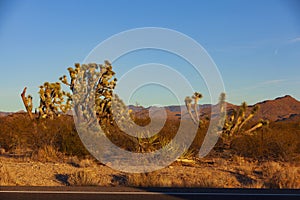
[185,92,203,125]
[185,96,196,124]
[192,92,203,122]
[221,97,269,137]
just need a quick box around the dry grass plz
[0,148,5,155]
[262,161,300,189]
[124,171,225,188]
[67,156,97,168]
[31,145,62,162]
[0,161,15,186]
[68,169,100,186]
[125,172,173,187]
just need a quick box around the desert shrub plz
[0,113,33,151]
[104,116,209,158]
[0,112,194,159]
[102,117,181,153]
[33,116,89,157]
[230,121,300,161]
[0,113,89,158]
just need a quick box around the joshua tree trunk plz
[193,102,199,122]
[21,87,38,135]
[187,103,197,124]
[191,92,202,123]
[230,115,242,135]
[21,87,33,120]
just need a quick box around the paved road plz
[1,187,300,200]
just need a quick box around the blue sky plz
[0,0,299,111]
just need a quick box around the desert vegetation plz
[0,61,299,188]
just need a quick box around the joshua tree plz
[58,61,118,125]
[185,96,196,124]
[21,61,119,124]
[217,92,227,134]
[192,92,203,122]
[222,97,269,136]
[185,92,203,125]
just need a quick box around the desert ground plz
[1,152,299,188]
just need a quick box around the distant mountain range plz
[0,110,24,118]
[130,95,300,122]
[0,111,14,117]
[1,95,300,122]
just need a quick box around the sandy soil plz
[0,155,276,188]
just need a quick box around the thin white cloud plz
[274,37,300,55]
[212,45,258,53]
[289,37,300,43]
[229,79,287,93]
[261,79,286,85]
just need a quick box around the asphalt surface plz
[0,187,300,200]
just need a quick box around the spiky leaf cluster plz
[59,61,117,124]
[37,82,71,119]
[111,94,134,129]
